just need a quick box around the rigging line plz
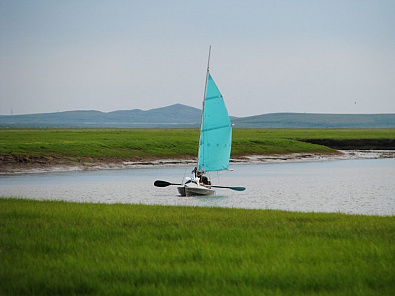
[207,45,211,73]
[203,46,211,105]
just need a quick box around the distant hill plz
[0,104,203,128]
[0,105,394,128]
[232,113,395,128]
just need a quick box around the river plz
[1,158,394,216]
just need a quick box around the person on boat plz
[192,166,211,186]
[196,170,211,186]
[200,175,211,185]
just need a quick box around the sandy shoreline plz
[1,150,394,175]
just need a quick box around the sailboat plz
[154,47,245,196]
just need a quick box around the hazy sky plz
[1,0,394,116]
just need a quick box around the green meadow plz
[1,198,394,295]
[1,128,394,163]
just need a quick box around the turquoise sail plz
[198,73,232,172]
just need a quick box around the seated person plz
[200,175,211,185]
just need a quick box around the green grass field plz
[232,128,395,140]
[1,198,394,295]
[2,128,393,163]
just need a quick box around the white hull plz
[177,184,215,197]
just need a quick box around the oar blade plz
[230,186,246,191]
[154,180,172,187]
[154,180,182,187]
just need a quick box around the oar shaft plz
[212,185,246,191]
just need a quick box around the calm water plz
[1,159,394,216]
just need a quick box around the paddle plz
[154,180,181,187]
[154,180,246,191]
[210,185,246,191]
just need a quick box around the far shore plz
[1,150,394,175]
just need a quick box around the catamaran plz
[154,47,245,196]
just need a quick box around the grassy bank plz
[2,128,394,165]
[234,129,395,150]
[232,128,395,140]
[1,198,394,295]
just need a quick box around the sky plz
[1,0,394,117]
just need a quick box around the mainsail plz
[154,47,245,196]
[198,73,232,172]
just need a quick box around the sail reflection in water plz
[0,158,394,216]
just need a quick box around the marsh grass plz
[1,198,394,295]
[0,129,200,161]
[232,128,395,140]
[3,128,389,162]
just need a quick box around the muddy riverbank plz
[1,150,394,175]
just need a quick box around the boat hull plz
[177,185,215,196]
[177,186,186,196]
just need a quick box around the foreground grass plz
[3,128,394,162]
[1,198,394,295]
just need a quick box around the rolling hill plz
[0,104,394,128]
[0,104,202,128]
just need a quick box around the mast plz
[203,45,211,108]
[197,46,211,172]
